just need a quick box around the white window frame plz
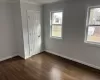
[50,10,63,39]
[84,6,100,45]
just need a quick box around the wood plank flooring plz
[0,52,100,80]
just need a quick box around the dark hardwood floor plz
[0,52,100,80]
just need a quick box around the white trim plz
[84,40,100,47]
[25,51,43,59]
[25,55,31,59]
[0,0,19,3]
[45,50,100,70]
[0,54,18,61]
[20,0,41,5]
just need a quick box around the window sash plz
[85,6,100,45]
[87,7,100,25]
[51,24,62,37]
[50,11,63,38]
[85,26,100,43]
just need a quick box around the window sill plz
[50,36,62,40]
[84,40,100,47]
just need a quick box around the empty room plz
[0,0,100,80]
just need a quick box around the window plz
[85,7,100,44]
[50,11,63,38]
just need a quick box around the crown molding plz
[0,0,19,3]
[20,0,41,5]
[0,0,41,5]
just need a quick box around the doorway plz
[27,10,41,57]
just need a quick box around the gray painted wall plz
[43,0,100,68]
[12,1,25,58]
[0,0,43,60]
[0,2,18,60]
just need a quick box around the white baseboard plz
[1,51,100,70]
[0,54,18,61]
[25,55,30,59]
[45,50,100,70]
[24,51,44,59]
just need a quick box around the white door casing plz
[27,10,41,57]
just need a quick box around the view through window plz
[86,7,100,43]
[50,11,63,38]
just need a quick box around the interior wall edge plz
[18,53,25,59]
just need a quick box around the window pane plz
[87,26,100,42]
[52,12,63,24]
[51,11,63,38]
[51,24,62,37]
[89,8,100,25]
